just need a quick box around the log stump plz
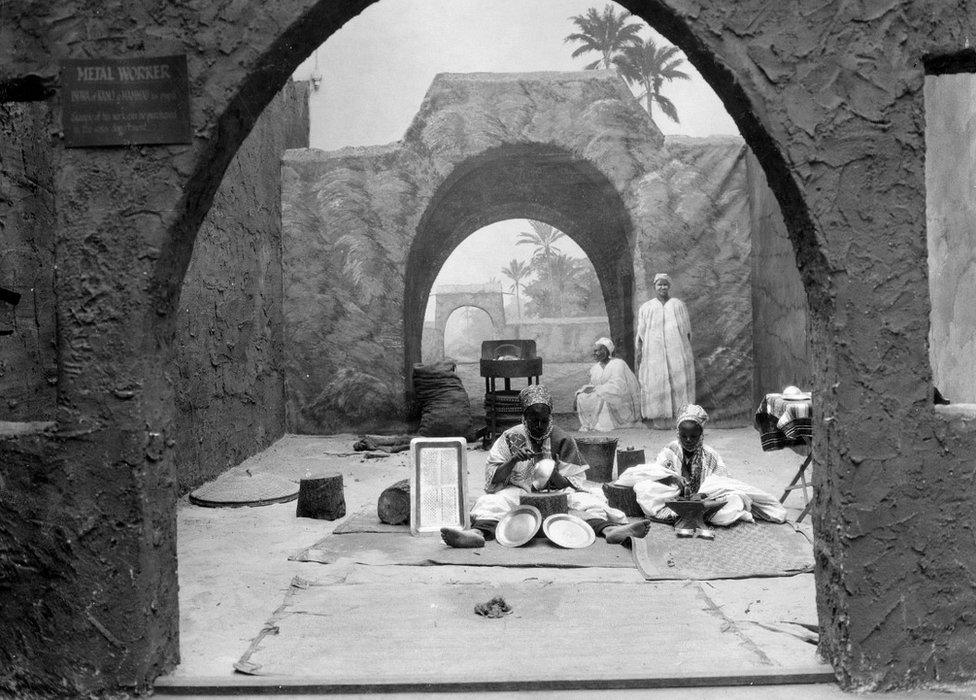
[602,483,644,518]
[377,479,410,525]
[296,474,346,520]
[519,492,569,520]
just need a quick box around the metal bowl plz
[531,458,556,490]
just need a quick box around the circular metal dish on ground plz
[542,513,596,549]
[495,505,543,548]
[189,472,299,508]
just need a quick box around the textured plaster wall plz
[925,74,976,405]
[4,0,976,694]
[746,149,810,406]
[282,73,759,431]
[173,80,308,494]
[0,102,58,420]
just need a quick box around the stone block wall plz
[173,80,309,493]
[0,102,58,420]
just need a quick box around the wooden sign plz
[62,55,191,147]
[409,437,468,535]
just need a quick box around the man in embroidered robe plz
[614,404,787,538]
[441,385,649,548]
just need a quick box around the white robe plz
[615,444,787,526]
[635,297,695,419]
[575,358,643,431]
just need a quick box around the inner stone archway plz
[404,140,636,399]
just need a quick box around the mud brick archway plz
[3,1,976,695]
[432,286,508,347]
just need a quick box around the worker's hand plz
[580,385,595,394]
[661,474,687,492]
[511,445,538,463]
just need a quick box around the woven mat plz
[631,522,813,580]
[189,472,298,508]
[294,515,813,579]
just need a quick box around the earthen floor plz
[169,427,829,694]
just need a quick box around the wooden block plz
[602,483,643,517]
[377,479,410,525]
[616,448,646,475]
[519,492,569,520]
[296,474,346,521]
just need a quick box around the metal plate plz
[409,438,468,535]
[542,513,595,549]
[495,506,543,548]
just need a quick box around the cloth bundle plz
[412,361,473,438]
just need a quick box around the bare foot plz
[604,520,652,545]
[440,527,486,548]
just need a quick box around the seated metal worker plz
[441,384,649,548]
[614,404,787,537]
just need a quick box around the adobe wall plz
[0,102,58,420]
[173,80,308,494]
[3,0,976,695]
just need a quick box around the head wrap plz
[519,384,552,411]
[595,337,614,355]
[653,273,672,284]
[676,404,708,429]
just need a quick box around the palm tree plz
[516,220,565,278]
[565,5,643,70]
[612,37,691,123]
[500,259,531,322]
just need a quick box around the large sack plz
[412,361,472,438]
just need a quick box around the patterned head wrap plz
[519,384,552,411]
[653,273,672,284]
[595,337,614,355]
[676,404,708,429]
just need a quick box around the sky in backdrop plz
[290,0,740,320]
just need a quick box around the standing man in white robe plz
[635,273,695,425]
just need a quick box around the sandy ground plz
[171,425,826,691]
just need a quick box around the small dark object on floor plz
[474,596,513,618]
[377,479,410,525]
[296,474,346,520]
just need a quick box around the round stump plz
[377,479,410,525]
[519,492,569,521]
[602,482,644,518]
[296,474,346,521]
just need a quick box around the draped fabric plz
[576,358,643,431]
[635,297,696,419]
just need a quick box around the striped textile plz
[754,393,813,451]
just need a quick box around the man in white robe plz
[635,273,695,423]
[576,337,642,431]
